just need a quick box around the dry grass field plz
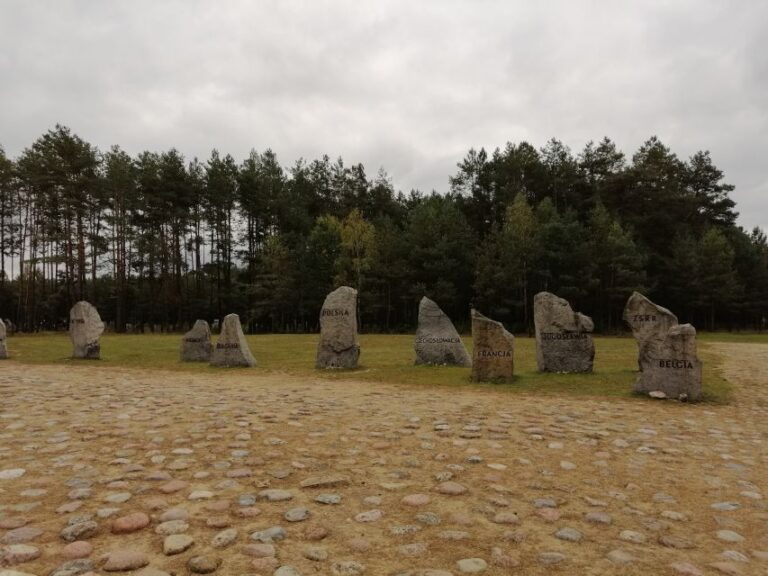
[5,332,740,402]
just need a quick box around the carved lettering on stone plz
[534,291,594,373]
[470,309,514,382]
[414,297,471,367]
[316,286,360,369]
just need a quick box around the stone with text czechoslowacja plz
[414,296,471,367]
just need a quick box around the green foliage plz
[697,228,741,329]
[0,127,761,334]
[405,194,475,319]
[336,208,376,290]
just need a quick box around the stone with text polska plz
[315,286,359,369]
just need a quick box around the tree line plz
[0,125,765,334]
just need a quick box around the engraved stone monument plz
[69,301,105,359]
[470,309,514,382]
[534,291,594,373]
[180,319,213,362]
[316,286,360,369]
[414,297,471,366]
[624,292,702,401]
[210,313,256,367]
[623,291,679,370]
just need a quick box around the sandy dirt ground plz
[1,342,767,576]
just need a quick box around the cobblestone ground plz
[1,343,767,576]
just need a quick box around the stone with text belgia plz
[470,309,514,382]
[623,292,702,401]
[316,286,360,369]
[210,313,256,367]
[414,297,471,367]
[534,291,594,373]
[180,319,213,362]
[69,300,104,359]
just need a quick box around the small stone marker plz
[180,320,212,362]
[623,292,702,401]
[0,318,7,359]
[470,309,514,382]
[69,300,104,359]
[414,296,471,367]
[316,286,360,369]
[210,314,256,367]
[534,292,594,373]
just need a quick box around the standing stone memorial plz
[210,314,256,367]
[534,291,594,373]
[69,301,105,359]
[0,318,8,359]
[623,291,679,370]
[180,319,212,362]
[470,309,514,382]
[414,297,471,366]
[623,292,702,401]
[316,286,360,369]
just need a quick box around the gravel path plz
[1,343,767,575]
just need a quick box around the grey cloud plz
[1,0,766,228]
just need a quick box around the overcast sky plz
[1,1,766,229]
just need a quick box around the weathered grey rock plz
[624,292,702,401]
[210,314,256,367]
[623,292,678,370]
[470,310,514,382]
[635,323,702,401]
[534,292,594,373]
[69,301,104,359]
[315,286,359,369]
[180,320,212,362]
[414,297,471,367]
[0,318,7,359]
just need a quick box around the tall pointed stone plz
[470,309,514,382]
[316,286,359,369]
[623,291,678,370]
[180,319,212,362]
[534,292,594,373]
[623,292,702,401]
[69,301,104,359]
[210,314,256,367]
[414,297,471,366]
[0,318,8,359]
